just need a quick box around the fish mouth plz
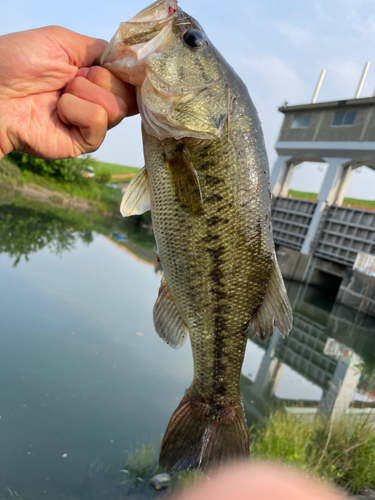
[129,0,178,23]
[96,0,178,73]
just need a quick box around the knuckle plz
[66,77,86,95]
[90,104,108,126]
[86,66,111,87]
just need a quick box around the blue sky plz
[1,0,374,198]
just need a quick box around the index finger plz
[77,66,139,116]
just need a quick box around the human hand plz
[174,462,346,500]
[0,26,138,160]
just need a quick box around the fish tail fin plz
[159,388,249,473]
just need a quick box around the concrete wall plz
[336,269,375,316]
[275,245,311,282]
[279,106,374,143]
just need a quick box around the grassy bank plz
[0,156,124,213]
[117,411,375,496]
[250,410,375,494]
[288,189,375,209]
[92,160,139,177]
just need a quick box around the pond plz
[0,190,374,500]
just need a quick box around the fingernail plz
[78,67,90,78]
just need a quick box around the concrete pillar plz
[252,332,284,397]
[317,360,361,422]
[270,155,294,197]
[336,165,353,206]
[300,157,351,255]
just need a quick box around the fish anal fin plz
[153,276,188,349]
[251,253,293,340]
[159,388,249,473]
[165,146,203,215]
[120,166,151,217]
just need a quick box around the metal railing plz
[314,205,375,266]
[271,197,317,251]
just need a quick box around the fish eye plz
[182,30,204,48]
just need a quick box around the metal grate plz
[314,206,375,266]
[271,197,317,251]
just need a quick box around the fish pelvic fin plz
[159,388,249,473]
[251,251,293,340]
[120,166,151,216]
[153,276,188,349]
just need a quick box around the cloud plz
[276,21,313,47]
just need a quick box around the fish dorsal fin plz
[250,252,293,340]
[165,146,203,215]
[153,276,188,349]
[120,166,151,217]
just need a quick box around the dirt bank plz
[0,181,94,213]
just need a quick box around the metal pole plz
[355,61,370,98]
[311,70,326,103]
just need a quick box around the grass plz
[288,189,318,200]
[250,410,375,494]
[343,197,375,208]
[288,189,375,209]
[116,411,375,496]
[0,157,124,213]
[91,160,139,176]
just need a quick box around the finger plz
[78,66,138,117]
[175,463,345,500]
[57,93,107,154]
[46,26,108,67]
[64,76,127,129]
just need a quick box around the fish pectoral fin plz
[153,276,188,349]
[250,252,293,340]
[120,166,151,217]
[165,146,203,215]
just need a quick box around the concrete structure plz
[270,96,375,273]
[244,280,375,424]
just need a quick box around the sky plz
[1,0,375,198]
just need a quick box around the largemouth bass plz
[97,0,292,473]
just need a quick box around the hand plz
[174,462,346,500]
[0,26,138,160]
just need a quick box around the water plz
[0,193,374,499]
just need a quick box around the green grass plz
[92,160,139,176]
[0,157,124,213]
[288,189,318,200]
[115,411,375,496]
[343,197,375,208]
[288,189,375,209]
[250,410,375,494]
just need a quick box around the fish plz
[97,0,293,473]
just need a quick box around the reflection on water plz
[0,194,374,499]
[0,192,156,266]
[243,280,375,427]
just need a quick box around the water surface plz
[0,194,374,499]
